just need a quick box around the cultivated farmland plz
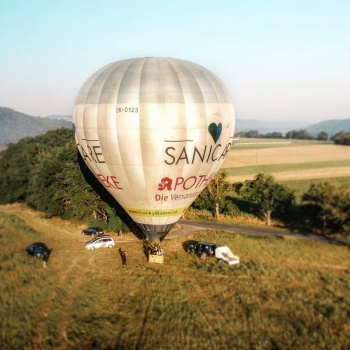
[223,139,350,182]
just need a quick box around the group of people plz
[188,243,214,261]
[149,243,164,256]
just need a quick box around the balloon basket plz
[148,254,164,264]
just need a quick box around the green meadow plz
[1,207,349,350]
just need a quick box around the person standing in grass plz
[119,248,127,265]
[42,252,49,268]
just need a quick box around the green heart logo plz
[208,122,222,143]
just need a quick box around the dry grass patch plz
[1,205,350,350]
[224,143,350,168]
[229,167,350,182]
[222,141,350,182]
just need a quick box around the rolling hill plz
[1,106,349,150]
[304,118,350,136]
[235,118,350,137]
[0,107,72,149]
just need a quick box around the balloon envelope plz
[73,57,235,243]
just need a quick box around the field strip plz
[33,254,95,350]
[171,265,222,345]
[228,167,350,182]
[224,144,350,168]
[32,256,81,349]
[0,204,91,350]
[0,203,79,237]
[57,254,95,350]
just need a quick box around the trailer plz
[215,246,240,265]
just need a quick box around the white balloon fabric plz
[73,57,235,243]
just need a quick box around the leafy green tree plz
[191,171,232,220]
[285,129,313,140]
[317,131,328,141]
[0,138,41,203]
[265,132,283,139]
[237,173,295,225]
[0,128,132,231]
[245,130,259,138]
[332,131,350,145]
[191,187,214,214]
[302,182,350,234]
[206,171,232,220]
[0,128,75,204]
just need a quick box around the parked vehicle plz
[183,240,239,265]
[215,246,240,265]
[183,240,217,257]
[85,235,115,250]
[81,227,104,236]
[26,242,50,258]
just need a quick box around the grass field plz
[1,204,349,350]
[223,139,350,183]
[1,140,350,349]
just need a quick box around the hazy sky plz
[1,0,349,123]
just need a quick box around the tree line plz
[0,128,349,235]
[0,128,131,233]
[237,129,350,144]
[191,172,350,235]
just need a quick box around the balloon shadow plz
[78,154,135,232]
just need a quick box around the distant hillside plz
[45,114,72,122]
[305,119,350,137]
[235,119,308,134]
[236,118,350,137]
[0,107,72,149]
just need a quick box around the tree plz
[317,131,328,141]
[302,182,350,233]
[191,171,232,220]
[237,173,295,226]
[0,128,132,231]
[245,130,259,138]
[206,171,232,220]
[285,129,313,140]
[332,131,350,145]
[265,132,283,139]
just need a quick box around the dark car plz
[81,227,104,236]
[183,240,217,257]
[26,242,50,258]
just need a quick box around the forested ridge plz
[0,128,130,232]
[0,107,72,149]
[0,128,349,235]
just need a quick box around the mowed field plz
[223,139,350,183]
[1,204,350,350]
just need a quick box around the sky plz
[0,0,349,123]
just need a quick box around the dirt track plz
[171,220,350,247]
[1,204,348,249]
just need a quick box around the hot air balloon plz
[73,57,235,247]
